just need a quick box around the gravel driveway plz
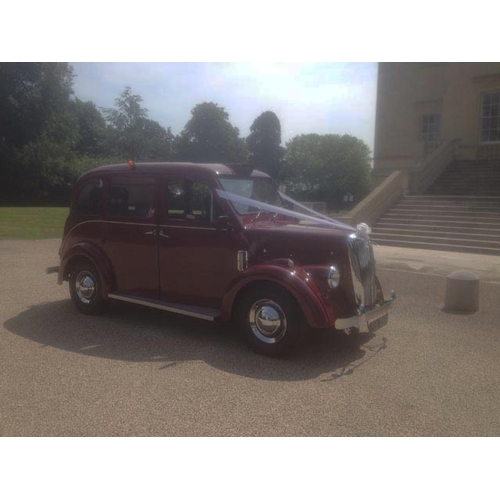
[2,239,500,436]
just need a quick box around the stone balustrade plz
[411,138,460,194]
[335,138,461,229]
[338,170,409,228]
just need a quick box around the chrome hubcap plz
[249,299,287,344]
[75,270,96,304]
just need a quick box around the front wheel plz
[236,284,305,357]
[69,260,108,315]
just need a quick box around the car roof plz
[82,162,271,179]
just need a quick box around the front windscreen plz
[218,177,283,215]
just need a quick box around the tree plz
[283,134,371,209]
[140,119,175,160]
[71,98,108,157]
[246,111,284,179]
[102,87,173,161]
[0,62,75,149]
[175,102,248,162]
[101,87,148,160]
[102,86,148,130]
[0,62,77,199]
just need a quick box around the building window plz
[421,114,441,142]
[480,91,500,142]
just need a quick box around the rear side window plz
[110,176,156,219]
[74,179,103,216]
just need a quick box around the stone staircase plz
[371,160,500,255]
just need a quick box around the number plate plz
[368,313,388,333]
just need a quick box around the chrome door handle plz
[159,230,169,238]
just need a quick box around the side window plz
[110,176,156,219]
[166,180,187,218]
[166,180,218,221]
[74,179,103,216]
[191,182,215,221]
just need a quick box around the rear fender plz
[221,263,334,329]
[59,242,114,298]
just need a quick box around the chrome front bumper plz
[335,291,395,333]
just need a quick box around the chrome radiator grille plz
[348,232,376,307]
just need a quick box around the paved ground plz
[1,239,500,436]
[374,244,500,283]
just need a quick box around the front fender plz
[221,264,335,329]
[59,242,114,298]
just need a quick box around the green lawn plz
[0,207,69,240]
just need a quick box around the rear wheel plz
[69,260,108,315]
[236,284,305,357]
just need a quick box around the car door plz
[158,175,242,308]
[103,174,159,298]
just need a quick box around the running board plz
[107,293,221,322]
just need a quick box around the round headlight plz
[327,265,340,288]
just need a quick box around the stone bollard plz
[444,270,480,313]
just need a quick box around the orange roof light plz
[127,160,135,169]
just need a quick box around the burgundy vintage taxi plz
[48,162,394,356]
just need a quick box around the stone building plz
[348,62,500,255]
[374,62,500,173]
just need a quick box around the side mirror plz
[216,215,233,231]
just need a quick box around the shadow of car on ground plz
[4,300,388,382]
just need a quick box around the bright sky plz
[71,62,378,153]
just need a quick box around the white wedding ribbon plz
[216,189,355,231]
